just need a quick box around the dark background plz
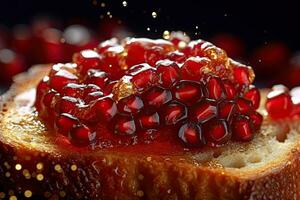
[1,0,300,50]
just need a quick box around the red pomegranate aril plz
[73,50,102,73]
[114,115,136,135]
[70,125,96,147]
[143,86,172,108]
[266,91,293,119]
[62,83,85,98]
[162,102,187,125]
[97,38,119,53]
[218,101,236,120]
[43,91,57,108]
[191,100,217,123]
[129,64,158,91]
[244,87,260,109]
[94,96,117,121]
[59,96,78,114]
[86,69,109,89]
[223,80,237,100]
[156,60,181,88]
[236,98,252,114]
[56,113,78,135]
[181,57,211,81]
[145,46,165,66]
[186,39,206,56]
[206,76,225,100]
[232,64,252,85]
[204,119,230,145]
[118,95,144,114]
[49,70,78,93]
[36,77,50,110]
[138,112,160,129]
[167,51,186,63]
[83,84,103,103]
[249,111,263,130]
[231,116,254,142]
[178,121,204,146]
[173,81,202,106]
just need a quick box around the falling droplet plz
[163,30,170,40]
[147,27,151,31]
[195,26,199,29]
[152,12,157,18]
[122,1,127,7]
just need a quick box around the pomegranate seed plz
[114,115,136,135]
[233,65,252,85]
[162,101,187,125]
[190,100,217,123]
[231,116,254,142]
[86,69,109,89]
[83,84,103,103]
[156,60,181,88]
[181,57,211,81]
[172,81,202,106]
[266,91,293,119]
[143,86,172,108]
[70,125,96,147]
[49,69,78,93]
[178,121,204,146]
[236,97,252,114]
[249,111,263,130]
[186,39,206,56]
[43,91,57,108]
[117,95,144,114]
[94,96,117,121]
[244,87,260,109]
[145,46,165,66]
[223,80,236,100]
[218,101,236,120]
[167,51,186,63]
[56,113,78,135]
[138,112,160,129]
[97,38,119,53]
[59,96,78,114]
[206,76,225,100]
[62,83,84,98]
[73,50,102,73]
[204,119,230,145]
[129,64,158,91]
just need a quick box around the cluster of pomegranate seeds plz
[266,85,300,119]
[35,32,262,149]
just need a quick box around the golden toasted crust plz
[0,65,300,200]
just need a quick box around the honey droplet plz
[15,164,22,171]
[36,174,44,181]
[112,76,137,101]
[163,30,170,40]
[152,11,157,18]
[24,190,32,198]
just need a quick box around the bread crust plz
[0,65,300,200]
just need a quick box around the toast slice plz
[0,65,300,200]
